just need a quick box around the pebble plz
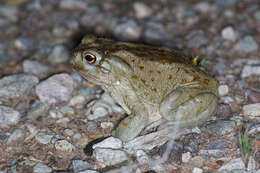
[59,0,88,10]
[206,139,230,149]
[0,5,18,22]
[78,170,99,173]
[0,74,39,99]
[233,36,258,53]
[27,101,50,120]
[35,130,54,144]
[93,137,122,149]
[182,152,191,163]
[36,73,74,104]
[199,149,231,158]
[86,121,97,132]
[241,65,260,78]
[201,120,235,136]
[216,103,232,119]
[186,30,208,48]
[60,106,74,116]
[63,128,74,136]
[56,117,70,124]
[100,122,114,129]
[254,11,260,21]
[242,103,260,117]
[113,20,142,41]
[47,45,69,64]
[0,105,21,127]
[55,140,75,152]
[86,106,109,120]
[144,22,170,44]
[192,168,203,173]
[221,96,235,104]
[247,156,256,172]
[218,85,229,96]
[93,148,129,167]
[246,90,260,103]
[7,128,24,144]
[136,150,149,165]
[194,2,211,14]
[221,26,237,41]
[218,158,245,172]
[72,160,91,173]
[23,60,50,77]
[69,95,86,107]
[133,2,152,19]
[33,163,52,173]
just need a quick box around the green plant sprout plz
[238,126,259,165]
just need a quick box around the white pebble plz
[182,152,191,163]
[218,85,229,96]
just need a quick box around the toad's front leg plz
[112,103,148,142]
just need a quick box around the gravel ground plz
[0,0,260,173]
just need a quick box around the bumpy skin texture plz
[70,35,219,142]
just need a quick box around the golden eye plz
[83,53,96,64]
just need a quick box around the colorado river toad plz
[70,35,218,142]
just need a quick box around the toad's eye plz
[83,53,96,64]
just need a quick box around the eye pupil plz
[85,55,93,61]
[84,53,96,64]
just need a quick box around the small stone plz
[100,122,114,129]
[186,30,208,48]
[59,0,88,10]
[86,106,109,120]
[199,149,231,158]
[192,168,203,173]
[72,160,91,173]
[247,156,256,172]
[144,22,170,44]
[7,128,24,144]
[55,140,75,152]
[56,117,70,124]
[241,65,260,78]
[0,5,18,22]
[113,20,142,41]
[87,121,97,132]
[36,73,74,104]
[221,26,237,41]
[133,2,152,19]
[243,103,260,117]
[35,130,54,144]
[201,120,235,136]
[136,150,149,165]
[0,106,21,127]
[27,101,50,120]
[254,11,260,21]
[60,106,74,116]
[218,158,245,172]
[93,148,129,167]
[194,2,211,14]
[218,85,229,96]
[247,90,260,103]
[182,152,191,163]
[78,170,99,173]
[48,45,69,64]
[33,163,52,173]
[69,95,86,107]
[0,74,39,99]
[63,129,74,136]
[93,137,122,149]
[23,60,50,77]
[221,96,234,104]
[233,36,258,53]
[216,104,232,119]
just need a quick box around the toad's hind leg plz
[159,88,218,129]
[112,104,148,142]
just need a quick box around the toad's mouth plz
[78,70,108,86]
